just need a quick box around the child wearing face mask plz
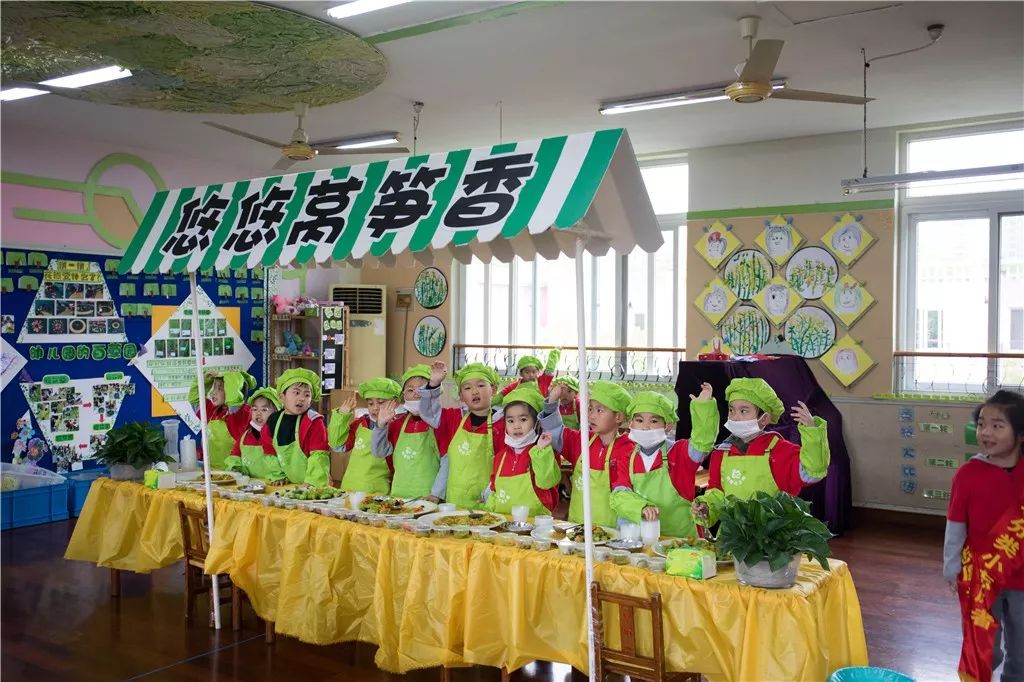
[224,388,284,480]
[371,365,444,500]
[482,387,561,516]
[418,361,505,508]
[188,370,256,470]
[545,380,635,528]
[610,385,718,538]
[328,377,402,495]
[259,369,330,486]
[498,349,561,399]
[699,378,829,514]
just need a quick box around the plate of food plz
[653,537,733,563]
[276,486,347,502]
[356,496,438,517]
[177,470,243,486]
[419,510,506,529]
[532,524,618,546]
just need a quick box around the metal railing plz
[893,351,1024,397]
[453,343,686,384]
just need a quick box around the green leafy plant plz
[94,422,173,469]
[715,491,833,572]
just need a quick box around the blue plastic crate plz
[0,494,11,530]
[67,469,108,517]
[1,481,70,530]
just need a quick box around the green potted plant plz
[714,491,833,589]
[95,422,173,481]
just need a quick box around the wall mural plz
[1,2,387,113]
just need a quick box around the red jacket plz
[707,431,806,495]
[229,426,262,457]
[557,429,634,480]
[489,443,559,513]
[260,411,329,456]
[198,401,250,458]
[499,373,555,399]
[610,440,701,501]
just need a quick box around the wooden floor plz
[1,511,958,682]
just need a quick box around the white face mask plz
[403,400,421,416]
[725,419,762,441]
[504,431,539,450]
[629,428,666,449]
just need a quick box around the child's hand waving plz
[337,396,357,415]
[537,432,553,449]
[689,382,714,401]
[429,361,448,385]
[790,401,815,426]
[547,383,566,403]
[376,400,398,426]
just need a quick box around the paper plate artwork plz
[754,215,804,265]
[723,249,773,300]
[823,274,876,327]
[720,305,771,356]
[822,213,876,267]
[694,220,741,269]
[694,278,737,325]
[752,276,801,325]
[414,267,448,309]
[785,306,837,359]
[413,316,446,358]
[821,335,875,387]
[786,247,838,300]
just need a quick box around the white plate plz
[532,524,618,547]
[274,486,347,503]
[419,510,506,529]
[350,496,438,518]
[176,470,245,485]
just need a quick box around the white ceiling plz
[3,1,1022,175]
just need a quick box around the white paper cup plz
[641,519,661,546]
[511,505,529,524]
[533,515,554,529]
[620,523,641,542]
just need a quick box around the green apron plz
[273,413,330,486]
[626,446,697,538]
[206,419,234,470]
[568,435,617,528]
[340,422,391,494]
[719,436,780,499]
[560,404,580,430]
[445,414,493,509]
[223,427,282,480]
[486,447,547,517]
[390,414,440,499]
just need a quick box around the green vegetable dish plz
[280,486,345,501]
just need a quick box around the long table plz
[65,479,868,679]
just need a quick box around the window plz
[458,161,688,361]
[899,121,1024,393]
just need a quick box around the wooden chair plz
[590,582,701,682]
[177,502,276,642]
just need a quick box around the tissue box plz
[665,548,717,579]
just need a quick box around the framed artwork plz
[414,267,448,309]
[694,220,741,269]
[822,213,876,267]
[785,246,838,300]
[723,249,773,300]
[821,334,875,387]
[823,274,876,328]
[720,305,771,356]
[754,215,803,265]
[413,315,446,358]
[785,305,837,359]
[693,277,737,325]
[752,276,800,325]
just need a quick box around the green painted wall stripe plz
[554,129,622,228]
[685,199,894,221]
[199,181,252,271]
[332,163,387,260]
[296,167,351,265]
[366,1,562,45]
[262,173,315,267]
[501,135,566,239]
[143,188,194,273]
[409,149,472,252]
[120,191,168,274]
[0,171,131,196]
[13,209,92,225]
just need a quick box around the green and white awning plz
[119,128,661,274]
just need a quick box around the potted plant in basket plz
[714,491,833,589]
[95,422,173,481]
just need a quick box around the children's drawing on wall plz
[697,337,733,356]
[752,276,800,324]
[785,305,837,359]
[10,412,49,467]
[723,249,773,300]
[785,246,838,300]
[754,215,803,265]
[822,213,876,266]
[413,315,447,358]
[720,305,770,355]
[693,277,737,325]
[694,220,741,269]
[823,274,875,327]
[1,338,27,391]
[821,334,875,387]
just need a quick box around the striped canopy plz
[119,128,661,274]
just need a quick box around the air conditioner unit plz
[328,284,387,386]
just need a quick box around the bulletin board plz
[1,248,266,473]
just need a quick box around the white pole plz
[188,272,221,630]
[574,236,596,681]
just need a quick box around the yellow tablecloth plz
[66,479,868,680]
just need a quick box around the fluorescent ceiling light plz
[326,0,413,20]
[0,87,48,102]
[840,163,1024,194]
[334,133,401,150]
[41,65,131,89]
[600,79,786,115]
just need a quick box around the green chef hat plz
[401,364,432,388]
[248,387,282,410]
[358,377,402,401]
[588,380,632,415]
[517,355,543,371]
[455,362,499,389]
[628,391,677,423]
[276,368,322,402]
[551,375,579,393]
[502,385,546,414]
[725,377,784,422]
[187,369,256,407]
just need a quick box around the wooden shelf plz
[272,354,319,362]
[271,314,319,322]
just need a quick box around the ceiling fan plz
[600,15,872,115]
[203,103,410,171]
